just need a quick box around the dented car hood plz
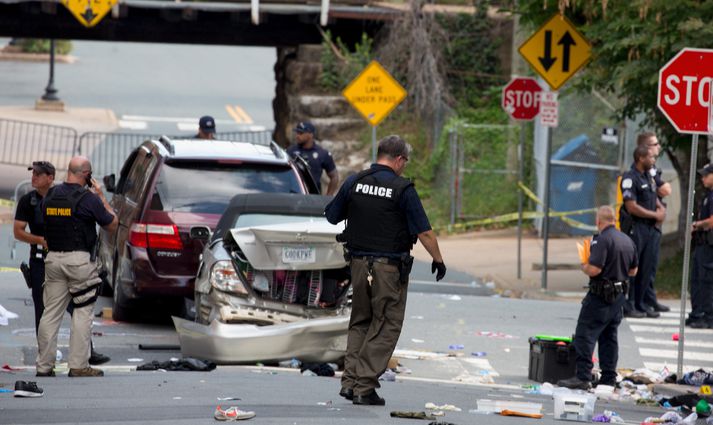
[228,219,347,270]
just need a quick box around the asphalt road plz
[0,38,277,134]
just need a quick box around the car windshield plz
[233,213,326,229]
[152,162,303,214]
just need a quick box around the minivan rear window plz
[152,162,303,214]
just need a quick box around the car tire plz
[112,259,137,322]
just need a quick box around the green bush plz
[16,39,72,55]
[320,31,373,91]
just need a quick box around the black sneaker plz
[339,387,354,400]
[653,303,671,312]
[624,310,646,318]
[353,390,385,406]
[557,376,592,390]
[35,370,55,377]
[88,351,111,365]
[643,308,660,318]
[14,381,44,397]
[689,319,712,329]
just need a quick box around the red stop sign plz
[658,48,713,134]
[502,77,543,121]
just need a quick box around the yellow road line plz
[0,267,20,272]
[225,104,243,123]
[233,105,253,124]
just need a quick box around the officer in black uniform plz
[13,161,110,365]
[619,144,666,318]
[558,206,638,390]
[36,156,117,378]
[325,135,446,406]
[689,163,713,329]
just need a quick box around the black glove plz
[431,261,446,281]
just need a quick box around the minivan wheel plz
[112,261,136,322]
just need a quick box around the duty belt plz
[589,280,628,304]
[352,255,401,266]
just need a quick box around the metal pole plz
[371,125,376,163]
[449,129,456,225]
[541,126,552,290]
[518,122,525,279]
[677,134,698,377]
[42,39,59,102]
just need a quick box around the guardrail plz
[0,118,78,169]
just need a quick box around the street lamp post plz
[41,39,60,102]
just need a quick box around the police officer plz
[620,144,666,318]
[325,135,446,406]
[288,122,339,195]
[14,161,110,365]
[557,206,638,390]
[195,115,216,140]
[36,156,117,377]
[635,132,672,313]
[688,163,713,329]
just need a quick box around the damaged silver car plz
[173,193,351,363]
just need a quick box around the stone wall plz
[273,44,371,186]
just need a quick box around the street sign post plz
[62,0,118,27]
[343,61,407,162]
[657,47,713,377]
[518,14,591,91]
[501,77,543,121]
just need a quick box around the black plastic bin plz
[528,336,576,384]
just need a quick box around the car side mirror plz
[190,226,212,241]
[103,174,116,193]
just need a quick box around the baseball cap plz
[199,115,216,133]
[698,163,713,177]
[28,161,55,176]
[294,122,316,134]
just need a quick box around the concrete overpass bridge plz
[0,0,397,46]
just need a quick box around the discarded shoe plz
[89,351,111,365]
[14,381,43,397]
[68,367,104,377]
[339,387,354,400]
[353,390,385,406]
[214,405,256,421]
[557,376,593,390]
[35,369,55,377]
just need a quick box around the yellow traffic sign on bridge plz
[62,0,117,28]
[342,61,407,127]
[518,14,591,90]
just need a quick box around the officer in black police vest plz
[14,161,110,366]
[36,156,117,378]
[619,144,666,319]
[689,163,713,329]
[325,135,446,406]
[558,206,638,390]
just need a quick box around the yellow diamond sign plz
[342,61,407,127]
[62,0,118,28]
[518,14,591,90]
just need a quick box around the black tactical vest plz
[344,168,414,253]
[43,186,96,252]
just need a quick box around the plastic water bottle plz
[55,349,62,361]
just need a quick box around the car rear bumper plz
[172,315,348,364]
[122,247,194,298]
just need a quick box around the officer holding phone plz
[36,157,118,378]
[325,135,446,406]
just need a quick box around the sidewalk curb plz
[0,46,76,64]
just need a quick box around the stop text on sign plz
[504,90,542,109]
[661,75,711,107]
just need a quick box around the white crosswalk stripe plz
[626,308,713,373]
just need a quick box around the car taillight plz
[129,223,183,250]
[210,260,248,295]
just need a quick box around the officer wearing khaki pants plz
[325,135,446,406]
[36,156,117,377]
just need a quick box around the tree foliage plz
[515,0,713,236]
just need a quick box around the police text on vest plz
[355,183,393,198]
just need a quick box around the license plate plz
[282,246,315,263]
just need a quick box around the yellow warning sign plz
[518,14,591,90]
[62,0,117,28]
[702,385,712,395]
[342,61,407,127]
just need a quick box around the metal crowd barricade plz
[0,118,78,168]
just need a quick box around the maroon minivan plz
[99,137,317,321]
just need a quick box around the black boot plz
[88,351,111,365]
[557,376,592,390]
[353,390,385,406]
[339,388,354,400]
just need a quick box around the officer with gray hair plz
[325,135,446,406]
